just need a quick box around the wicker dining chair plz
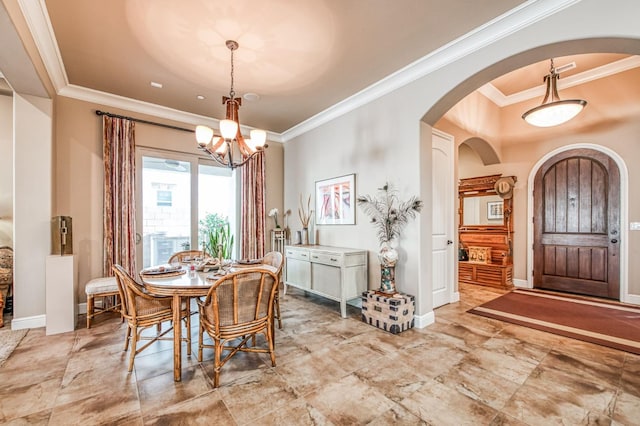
[197,268,279,388]
[168,249,207,314]
[112,264,191,372]
[262,251,284,330]
[168,250,206,265]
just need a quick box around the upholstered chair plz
[0,247,13,328]
[85,276,121,328]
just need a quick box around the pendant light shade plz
[522,59,587,127]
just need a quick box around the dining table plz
[140,262,272,382]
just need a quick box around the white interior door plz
[432,129,455,308]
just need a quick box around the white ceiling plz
[41,0,526,134]
[5,1,640,144]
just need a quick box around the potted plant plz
[268,208,281,229]
[357,183,423,293]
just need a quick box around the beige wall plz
[54,96,284,304]
[0,94,12,247]
[284,0,640,320]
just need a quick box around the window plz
[135,150,237,268]
[156,189,172,207]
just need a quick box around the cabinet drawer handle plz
[330,258,338,262]
[312,255,318,259]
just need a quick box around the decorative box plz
[468,246,491,264]
[361,290,415,334]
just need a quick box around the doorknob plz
[135,233,142,244]
[447,240,453,245]
[611,239,618,244]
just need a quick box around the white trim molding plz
[11,314,46,330]
[479,56,640,107]
[526,143,631,304]
[513,278,530,288]
[414,311,435,329]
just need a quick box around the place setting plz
[139,263,185,278]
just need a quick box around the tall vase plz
[308,215,315,245]
[301,228,309,245]
[380,265,396,294]
[378,241,399,294]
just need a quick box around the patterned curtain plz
[103,116,137,276]
[240,151,266,260]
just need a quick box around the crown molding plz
[479,55,640,107]
[17,0,68,90]
[281,0,580,141]
[59,84,283,143]
[23,0,578,143]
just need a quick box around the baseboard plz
[513,278,530,288]
[78,302,87,315]
[624,294,640,305]
[414,310,435,328]
[451,291,460,302]
[11,314,46,330]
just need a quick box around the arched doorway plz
[533,147,620,299]
[527,144,628,301]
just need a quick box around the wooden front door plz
[533,148,620,299]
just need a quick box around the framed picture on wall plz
[315,174,356,225]
[487,201,504,220]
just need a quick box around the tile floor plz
[0,284,639,425]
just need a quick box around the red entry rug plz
[468,289,640,355]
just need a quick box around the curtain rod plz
[95,110,194,134]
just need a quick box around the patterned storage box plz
[361,290,415,334]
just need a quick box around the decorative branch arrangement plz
[357,183,423,246]
[298,194,312,228]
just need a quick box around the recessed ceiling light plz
[150,81,163,88]
[243,92,260,102]
[196,95,205,100]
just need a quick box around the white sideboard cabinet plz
[284,245,368,318]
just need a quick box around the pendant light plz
[522,59,587,127]
[195,40,267,169]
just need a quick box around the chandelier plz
[195,40,267,169]
[522,58,587,127]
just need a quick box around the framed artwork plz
[487,201,504,220]
[315,174,355,225]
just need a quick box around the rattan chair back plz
[168,250,206,264]
[112,264,189,372]
[262,251,284,330]
[262,251,283,274]
[197,267,279,387]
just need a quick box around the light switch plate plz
[630,222,640,231]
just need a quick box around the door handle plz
[135,233,142,244]
[447,240,453,245]
[611,239,618,244]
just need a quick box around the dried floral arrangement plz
[298,194,312,228]
[357,183,423,246]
